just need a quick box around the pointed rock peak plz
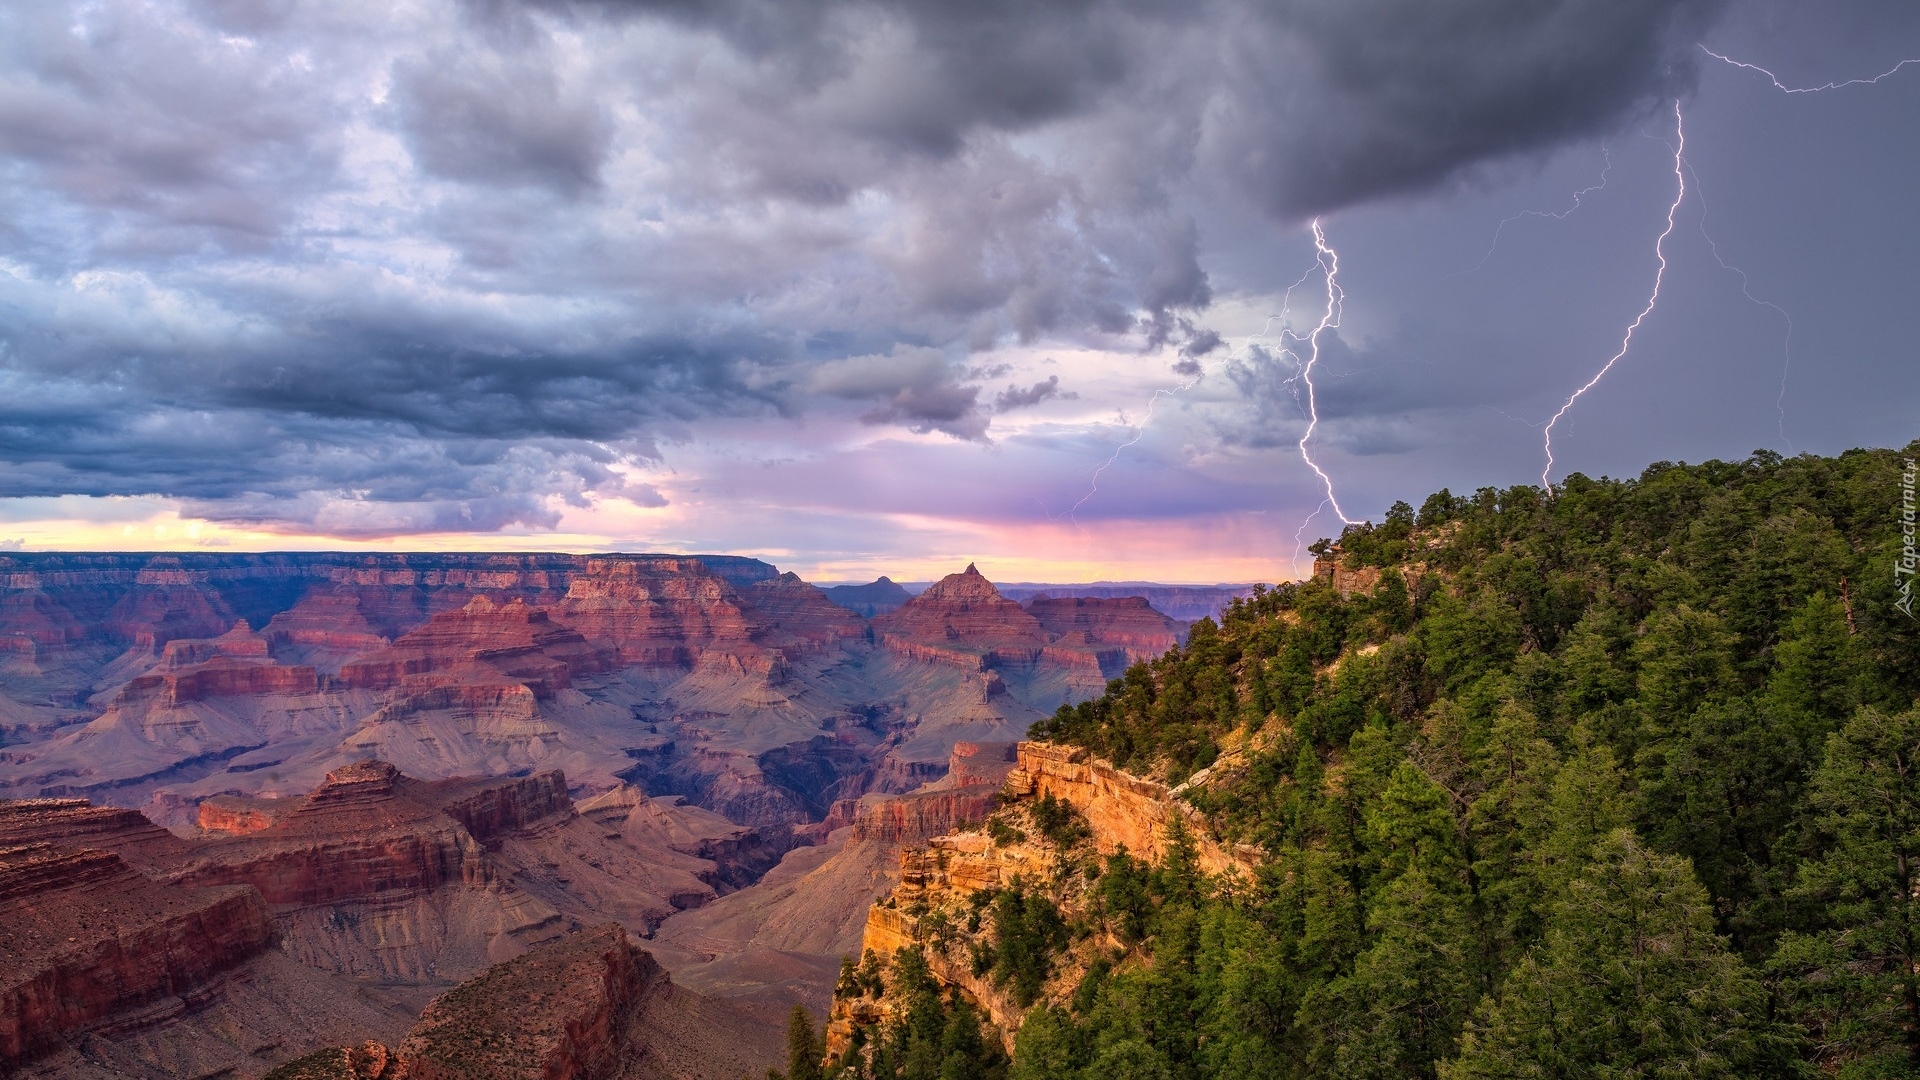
[874,576,894,584]
[463,595,499,614]
[917,563,1005,604]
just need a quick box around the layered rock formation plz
[740,574,866,655]
[871,565,1049,671]
[874,567,1186,688]
[1024,596,1182,663]
[1002,741,1255,876]
[0,842,273,1068]
[831,740,1259,1054]
[551,558,758,667]
[0,551,1206,1075]
[277,925,780,1080]
[0,755,799,1076]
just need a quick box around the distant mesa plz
[821,575,913,618]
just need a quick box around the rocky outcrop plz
[553,558,758,667]
[435,771,572,843]
[174,763,578,909]
[279,925,780,1080]
[741,573,866,655]
[124,657,321,706]
[395,923,648,1080]
[0,842,273,1068]
[848,786,997,845]
[1025,596,1183,661]
[872,566,1049,669]
[0,797,194,872]
[196,794,282,834]
[174,762,493,907]
[1002,741,1255,876]
[833,740,1260,1055]
[944,741,1020,789]
[266,1041,398,1079]
[337,597,611,698]
[848,743,1015,845]
[872,569,1186,692]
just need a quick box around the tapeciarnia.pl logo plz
[1899,457,1916,619]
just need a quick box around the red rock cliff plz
[0,842,272,1067]
[1024,595,1183,660]
[395,923,653,1080]
[871,565,1048,669]
[174,762,491,906]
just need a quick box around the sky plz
[0,0,1914,583]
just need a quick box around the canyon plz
[0,553,1199,1077]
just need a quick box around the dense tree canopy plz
[836,445,1920,1080]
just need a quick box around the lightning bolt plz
[1290,499,1329,580]
[1699,45,1920,92]
[1063,388,1183,523]
[1541,101,1685,492]
[1453,148,1613,277]
[1293,219,1361,525]
[1060,264,1322,527]
[1685,161,1797,453]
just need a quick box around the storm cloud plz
[0,0,1796,538]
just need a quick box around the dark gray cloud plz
[1201,0,1724,216]
[808,347,988,439]
[994,375,1072,412]
[0,0,1821,541]
[567,0,1722,218]
[394,47,612,197]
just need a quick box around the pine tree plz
[1443,830,1787,1079]
[788,1004,824,1080]
[1770,703,1920,1075]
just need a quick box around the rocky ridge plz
[267,924,779,1080]
[0,842,273,1068]
[829,740,1257,1055]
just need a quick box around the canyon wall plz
[833,740,1258,1055]
[0,843,273,1067]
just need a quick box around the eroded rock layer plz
[0,843,273,1067]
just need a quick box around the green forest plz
[822,444,1920,1080]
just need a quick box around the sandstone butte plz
[872,564,1184,682]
